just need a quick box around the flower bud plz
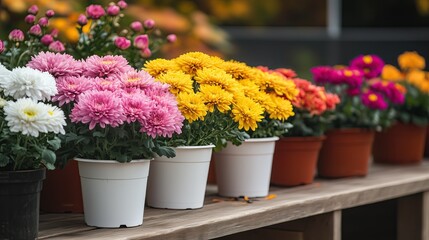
[140,48,152,58]
[48,41,65,52]
[28,5,39,15]
[133,34,149,49]
[114,36,131,50]
[144,19,155,29]
[29,24,42,36]
[38,17,49,27]
[8,29,24,42]
[45,10,55,18]
[50,29,59,38]
[130,21,143,32]
[107,5,120,16]
[25,14,36,24]
[117,0,128,9]
[41,34,54,46]
[0,40,5,54]
[77,14,88,26]
[166,34,177,43]
[86,4,106,19]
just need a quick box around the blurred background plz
[1,0,429,78]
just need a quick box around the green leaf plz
[47,137,61,150]
[0,153,10,167]
[42,149,57,165]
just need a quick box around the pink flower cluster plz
[27,52,184,138]
[311,54,405,110]
[5,5,65,52]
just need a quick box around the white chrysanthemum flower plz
[1,67,57,101]
[4,98,51,137]
[42,104,66,134]
[0,63,11,85]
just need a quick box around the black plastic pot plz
[0,168,46,240]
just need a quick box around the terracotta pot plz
[40,160,83,213]
[425,128,429,158]
[373,122,427,164]
[318,128,374,178]
[271,136,325,187]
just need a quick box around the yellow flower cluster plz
[382,51,429,93]
[144,52,298,131]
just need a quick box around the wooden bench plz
[39,161,429,239]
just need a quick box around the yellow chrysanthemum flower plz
[267,95,295,121]
[406,70,429,93]
[194,68,240,94]
[381,64,404,81]
[198,85,233,113]
[218,60,254,80]
[255,70,298,101]
[398,51,426,71]
[232,97,264,131]
[156,71,194,95]
[177,92,208,122]
[144,59,179,78]
[174,52,214,75]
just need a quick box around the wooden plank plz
[423,191,429,240]
[215,228,304,240]
[268,211,341,240]
[397,193,423,240]
[39,162,429,239]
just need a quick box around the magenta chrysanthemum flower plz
[83,55,133,79]
[350,54,385,79]
[120,70,157,90]
[27,52,82,78]
[122,91,151,123]
[339,68,363,88]
[52,76,95,106]
[311,66,341,84]
[92,77,124,92]
[70,90,126,130]
[370,81,405,105]
[361,91,388,110]
[346,87,361,96]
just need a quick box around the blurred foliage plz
[0,0,233,58]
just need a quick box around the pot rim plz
[244,136,280,143]
[176,144,215,149]
[279,135,326,141]
[74,158,152,164]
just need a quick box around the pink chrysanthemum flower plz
[361,90,388,110]
[339,68,363,88]
[370,81,405,105]
[83,55,133,79]
[350,54,385,79]
[92,77,124,92]
[139,102,184,138]
[52,76,95,106]
[120,70,157,90]
[27,52,82,78]
[311,66,341,84]
[70,90,126,130]
[121,91,151,123]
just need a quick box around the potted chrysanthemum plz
[0,63,66,239]
[143,52,274,208]
[27,51,184,228]
[311,54,406,178]
[258,67,341,186]
[374,51,429,164]
[211,62,298,197]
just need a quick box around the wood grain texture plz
[39,161,429,239]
